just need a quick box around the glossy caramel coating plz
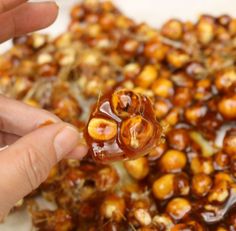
[84,89,162,163]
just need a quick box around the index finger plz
[0,0,27,13]
[0,95,61,136]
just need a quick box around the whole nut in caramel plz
[120,115,154,150]
[111,89,142,118]
[87,118,117,141]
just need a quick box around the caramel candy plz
[85,89,162,163]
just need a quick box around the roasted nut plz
[214,172,233,184]
[197,15,215,44]
[134,208,152,226]
[171,72,194,88]
[124,157,149,180]
[37,53,53,65]
[161,19,183,40]
[153,98,171,119]
[215,68,236,92]
[120,115,154,150]
[28,34,48,49]
[163,108,180,126]
[217,14,231,26]
[100,194,125,222]
[185,103,207,126]
[194,78,212,101]
[151,78,174,98]
[95,167,119,191]
[223,128,236,156]
[70,5,85,20]
[152,214,174,230]
[54,96,82,121]
[173,87,192,107]
[144,40,168,61]
[152,174,175,200]
[174,173,190,196]
[166,198,191,220]
[213,152,230,170]
[99,13,115,30]
[190,156,214,175]
[148,142,167,161]
[191,173,212,197]
[135,65,158,89]
[167,128,190,151]
[123,63,141,79]
[218,95,236,120]
[160,150,187,173]
[87,118,117,141]
[186,62,206,80]
[208,181,229,204]
[111,89,141,118]
[120,38,140,57]
[167,49,190,69]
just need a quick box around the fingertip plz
[66,144,89,160]
[39,1,59,27]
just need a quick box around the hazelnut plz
[173,87,192,107]
[160,150,187,173]
[215,68,236,92]
[111,89,141,118]
[214,152,230,170]
[190,157,214,175]
[223,128,236,156]
[123,63,141,79]
[197,15,215,44]
[167,49,190,69]
[153,98,171,119]
[120,115,154,150]
[174,173,190,196]
[124,157,149,180]
[218,95,236,120]
[134,208,152,226]
[161,19,183,40]
[152,174,175,200]
[152,214,174,230]
[167,128,190,151]
[166,198,191,220]
[208,181,229,204]
[191,173,212,197]
[164,108,180,126]
[135,65,158,89]
[100,195,125,222]
[185,103,207,126]
[144,40,168,61]
[151,78,174,98]
[87,118,117,141]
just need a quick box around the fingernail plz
[54,126,79,160]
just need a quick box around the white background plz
[1,0,236,230]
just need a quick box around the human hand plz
[0,0,58,42]
[0,96,88,218]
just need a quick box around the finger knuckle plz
[20,146,51,191]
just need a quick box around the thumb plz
[0,122,81,217]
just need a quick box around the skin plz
[0,1,88,219]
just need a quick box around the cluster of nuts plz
[0,0,236,230]
[85,89,162,162]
